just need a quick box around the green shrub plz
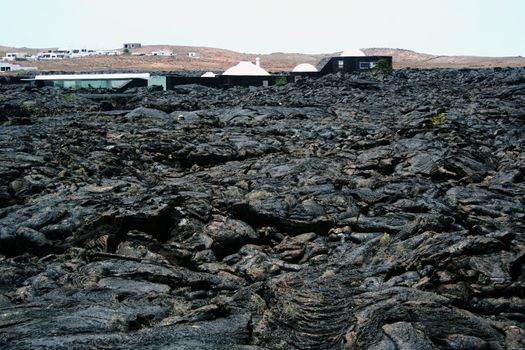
[371,59,392,74]
[379,232,391,246]
[275,76,287,86]
[432,113,447,126]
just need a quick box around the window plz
[359,62,370,69]
[338,60,344,69]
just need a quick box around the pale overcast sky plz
[3,0,524,56]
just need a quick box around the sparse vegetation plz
[394,242,406,254]
[371,59,393,74]
[127,184,140,195]
[322,269,335,278]
[62,93,77,102]
[379,232,391,246]
[283,194,296,211]
[171,300,191,316]
[432,113,447,126]
[246,191,271,201]
[275,77,288,86]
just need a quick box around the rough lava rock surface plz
[0,68,524,349]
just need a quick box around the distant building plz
[2,52,29,61]
[0,62,13,71]
[222,61,270,76]
[26,73,150,89]
[36,52,67,60]
[123,43,141,49]
[188,52,199,58]
[150,50,175,56]
[315,48,392,75]
[340,48,366,57]
[292,63,318,72]
[98,50,120,56]
[221,60,277,87]
[0,62,37,72]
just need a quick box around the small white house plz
[2,52,29,61]
[188,52,200,58]
[37,52,66,60]
[150,51,175,57]
[97,50,120,56]
[0,62,37,72]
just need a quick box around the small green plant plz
[275,76,288,86]
[334,195,346,207]
[281,299,300,317]
[394,242,406,254]
[283,194,296,211]
[371,59,392,74]
[127,184,140,195]
[171,300,191,316]
[122,48,131,56]
[275,341,289,350]
[322,269,335,278]
[62,93,77,102]
[379,232,391,246]
[108,312,127,331]
[432,113,447,126]
[246,191,271,201]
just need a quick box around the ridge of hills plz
[1,44,524,72]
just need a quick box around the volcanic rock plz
[0,68,524,349]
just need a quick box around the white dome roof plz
[201,71,216,77]
[340,48,366,57]
[222,61,270,76]
[292,63,318,72]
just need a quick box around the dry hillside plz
[1,45,524,72]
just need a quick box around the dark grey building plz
[316,56,393,75]
[123,43,142,49]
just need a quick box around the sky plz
[2,0,524,56]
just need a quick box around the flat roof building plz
[0,62,37,72]
[123,43,141,49]
[27,73,150,89]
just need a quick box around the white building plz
[0,62,37,72]
[2,52,29,61]
[150,50,175,56]
[340,48,366,57]
[36,52,66,60]
[97,50,120,56]
[292,63,318,72]
[222,60,270,76]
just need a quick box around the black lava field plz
[1,68,524,349]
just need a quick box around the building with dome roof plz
[292,63,318,72]
[340,48,366,57]
[222,61,270,76]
